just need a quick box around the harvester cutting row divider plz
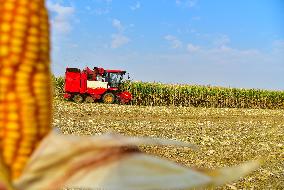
[64,67,132,104]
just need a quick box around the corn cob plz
[0,0,51,179]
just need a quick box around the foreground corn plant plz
[0,0,260,189]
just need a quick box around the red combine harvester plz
[64,67,132,104]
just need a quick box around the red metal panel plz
[108,87,118,91]
[80,73,87,93]
[65,71,81,93]
[86,88,107,96]
[64,93,71,99]
[116,91,132,103]
[97,68,105,75]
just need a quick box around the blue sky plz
[47,0,284,90]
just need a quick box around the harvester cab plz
[64,67,132,104]
[88,67,127,88]
[104,70,126,88]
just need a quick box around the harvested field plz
[53,99,284,189]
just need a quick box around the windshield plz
[108,72,124,87]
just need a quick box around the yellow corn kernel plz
[1,22,11,32]
[0,33,10,43]
[0,77,10,86]
[7,113,19,122]
[14,15,28,24]
[7,55,21,65]
[12,30,25,38]
[24,51,38,60]
[28,27,39,35]
[7,103,18,112]
[10,45,22,54]
[0,46,9,56]
[16,6,29,16]
[15,86,30,94]
[6,92,16,101]
[11,38,23,46]
[2,147,16,159]
[6,131,21,140]
[30,2,40,11]
[5,122,19,130]
[18,0,29,6]
[17,140,34,150]
[3,153,14,165]
[19,65,33,73]
[3,12,13,21]
[30,15,40,25]
[12,22,27,31]
[27,35,39,44]
[2,67,14,77]
[4,2,15,11]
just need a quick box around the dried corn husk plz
[14,132,260,190]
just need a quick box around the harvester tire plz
[73,94,83,103]
[102,93,115,104]
[85,96,94,103]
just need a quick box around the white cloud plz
[130,2,141,11]
[213,34,230,47]
[192,16,201,20]
[95,8,111,15]
[111,19,130,48]
[93,0,112,15]
[47,1,75,34]
[187,43,200,52]
[273,40,284,50]
[164,35,182,49]
[111,34,130,48]
[187,0,197,7]
[176,0,198,8]
[271,40,284,58]
[112,19,124,32]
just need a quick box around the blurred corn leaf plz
[13,132,260,190]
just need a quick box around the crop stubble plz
[53,99,283,189]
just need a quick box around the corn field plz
[52,75,65,96]
[52,77,284,109]
[121,82,284,109]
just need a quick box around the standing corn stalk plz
[119,81,284,108]
[0,0,51,179]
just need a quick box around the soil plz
[53,99,284,189]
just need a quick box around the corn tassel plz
[0,0,51,179]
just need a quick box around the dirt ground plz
[53,99,284,189]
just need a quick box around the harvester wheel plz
[73,94,83,103]
[102,93,115,104]
[85,96,94,103]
